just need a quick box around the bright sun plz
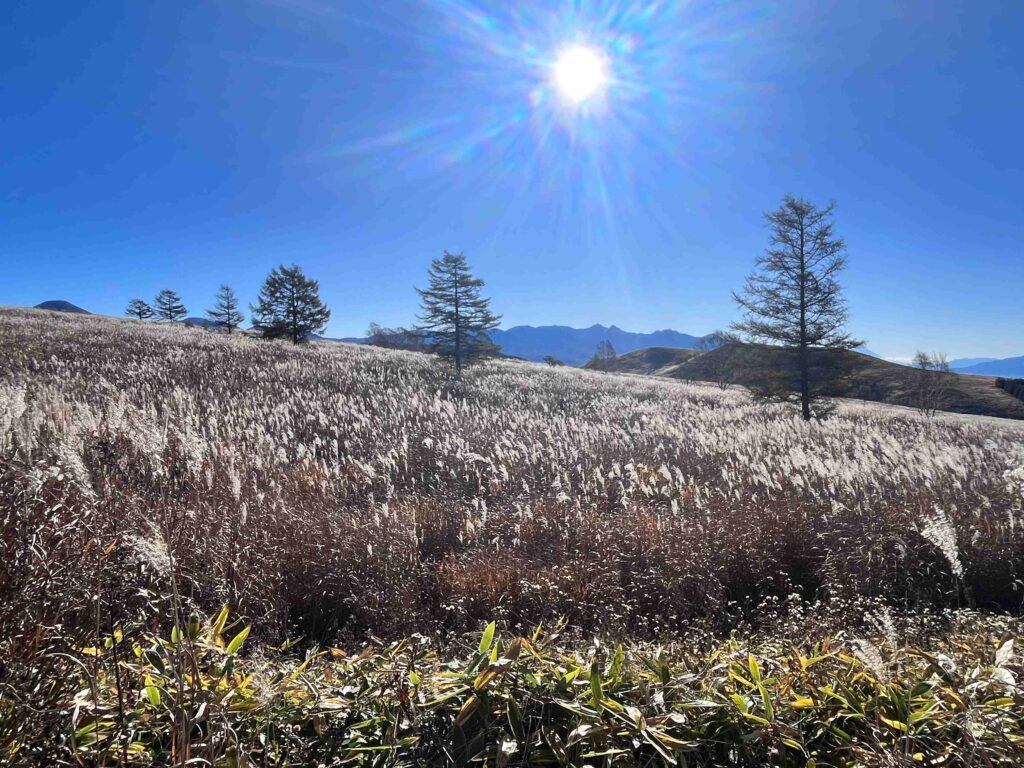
[554,46,607,103]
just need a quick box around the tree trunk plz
[799,224,811,420]
[453,272,462,378]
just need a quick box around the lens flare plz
[284,0,760,254]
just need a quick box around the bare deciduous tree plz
[912,351,952,418]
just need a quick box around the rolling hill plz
[587,342,1024,420]
[587,346,700,375]
[34,300,90,314]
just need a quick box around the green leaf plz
[144,677,161,707]
[589,661,604,710]
[758,683,774,721]
[748,654,761,684]
[212,604,230,637]
[609,644,625,682]
[479,621,496,654]
[508,697,525,741]
[226,625,251,655]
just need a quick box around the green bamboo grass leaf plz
[730,694,749,714]
[609,644,624,682]
[589,662,604,710]
[212,605,230,637]
[508,697,525,741]
[479,622,496,654]
[748,654,762,684]
[226,626,251,655]
[144,677,161,707]
[758,682,774,721]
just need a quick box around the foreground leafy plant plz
[63,611,1024,766]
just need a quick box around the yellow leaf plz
[880,716,908,732]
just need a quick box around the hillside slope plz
[586,346,700,375]
[592,342,1024,420]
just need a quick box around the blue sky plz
[2,1,1021,359]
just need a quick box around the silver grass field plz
[2,307,1024,765]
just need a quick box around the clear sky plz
[2,1,1022,359]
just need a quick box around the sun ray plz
[309,0,761,248]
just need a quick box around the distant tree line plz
[123,254,503,377]
[124,265,330,343]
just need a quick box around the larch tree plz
[250,264,330,344]
[206,284,245,334]
[125,298,154,321]
[732,196,861,420]
[153,289,187,322]
[416,251,501,376]
[588,340,616,371]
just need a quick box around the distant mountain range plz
[949,357,998,369]
[952,356,1024,378]
[488,325,709,366]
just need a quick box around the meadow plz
[2,307,1023,765]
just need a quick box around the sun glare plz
[554,46,608,103]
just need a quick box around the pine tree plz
[732,196,861,420]
[153,289,187,322]
[125,298,154,321]
[250,264,330,344]
[416,251,501,376]
[206,284,245,334]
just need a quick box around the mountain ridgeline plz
[951,355,1024,378]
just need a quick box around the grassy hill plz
[587,342,1024,420]
[586,345,700,375]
